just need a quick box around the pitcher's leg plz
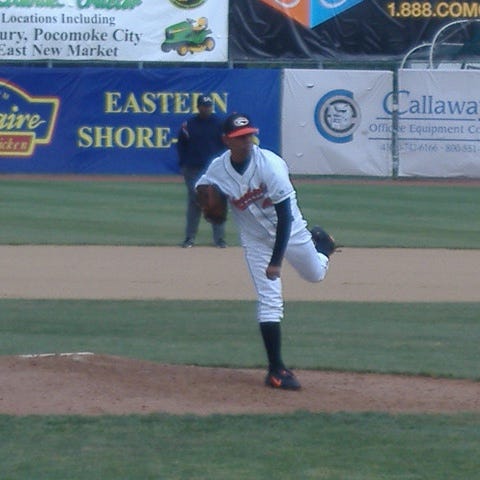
[243,241,283,322]
[286,236,329,283]
[244,242,301,390]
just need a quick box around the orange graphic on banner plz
[259,0,365,28]
[259,0,309,27]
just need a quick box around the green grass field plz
[1,178,479,479]
[1,299,479,379]
[1,178,479,248]
[1,413,479,480]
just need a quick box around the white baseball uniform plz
[196,144,329,323]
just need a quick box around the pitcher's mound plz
[1,354,479,416]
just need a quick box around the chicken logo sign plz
[0,80,59,157]
[259,0,364,28]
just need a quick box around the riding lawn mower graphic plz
[161,17,215,56]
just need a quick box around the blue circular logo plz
[314,90,360,143]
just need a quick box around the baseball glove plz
[310,226,336,258]
[196,184,228,224]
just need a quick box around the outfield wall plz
[0,68,280,175]
[1,68,480,177]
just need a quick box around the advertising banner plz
[230,0,480,61]
[0,67,280,174]
[282,69,393,176]
[398,70,480,177]
[0,0,228,62]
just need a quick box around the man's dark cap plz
[197,95,213,107]
[223,113,259,138]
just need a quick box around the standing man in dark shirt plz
[177,95,226,248]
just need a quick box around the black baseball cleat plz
[265,368,301,390]
[310,226,336,258]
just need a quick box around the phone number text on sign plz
[386,1,480,18]
[399,142,479,153]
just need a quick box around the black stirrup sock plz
[259,321,285,372]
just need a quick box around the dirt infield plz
[1,246,479,301]
[1,246,479,416]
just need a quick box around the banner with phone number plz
[398,69,480,177]
[0,67,280,174]
[0,0,228,62]
[230,0,480,60]
[282,69,393,176]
